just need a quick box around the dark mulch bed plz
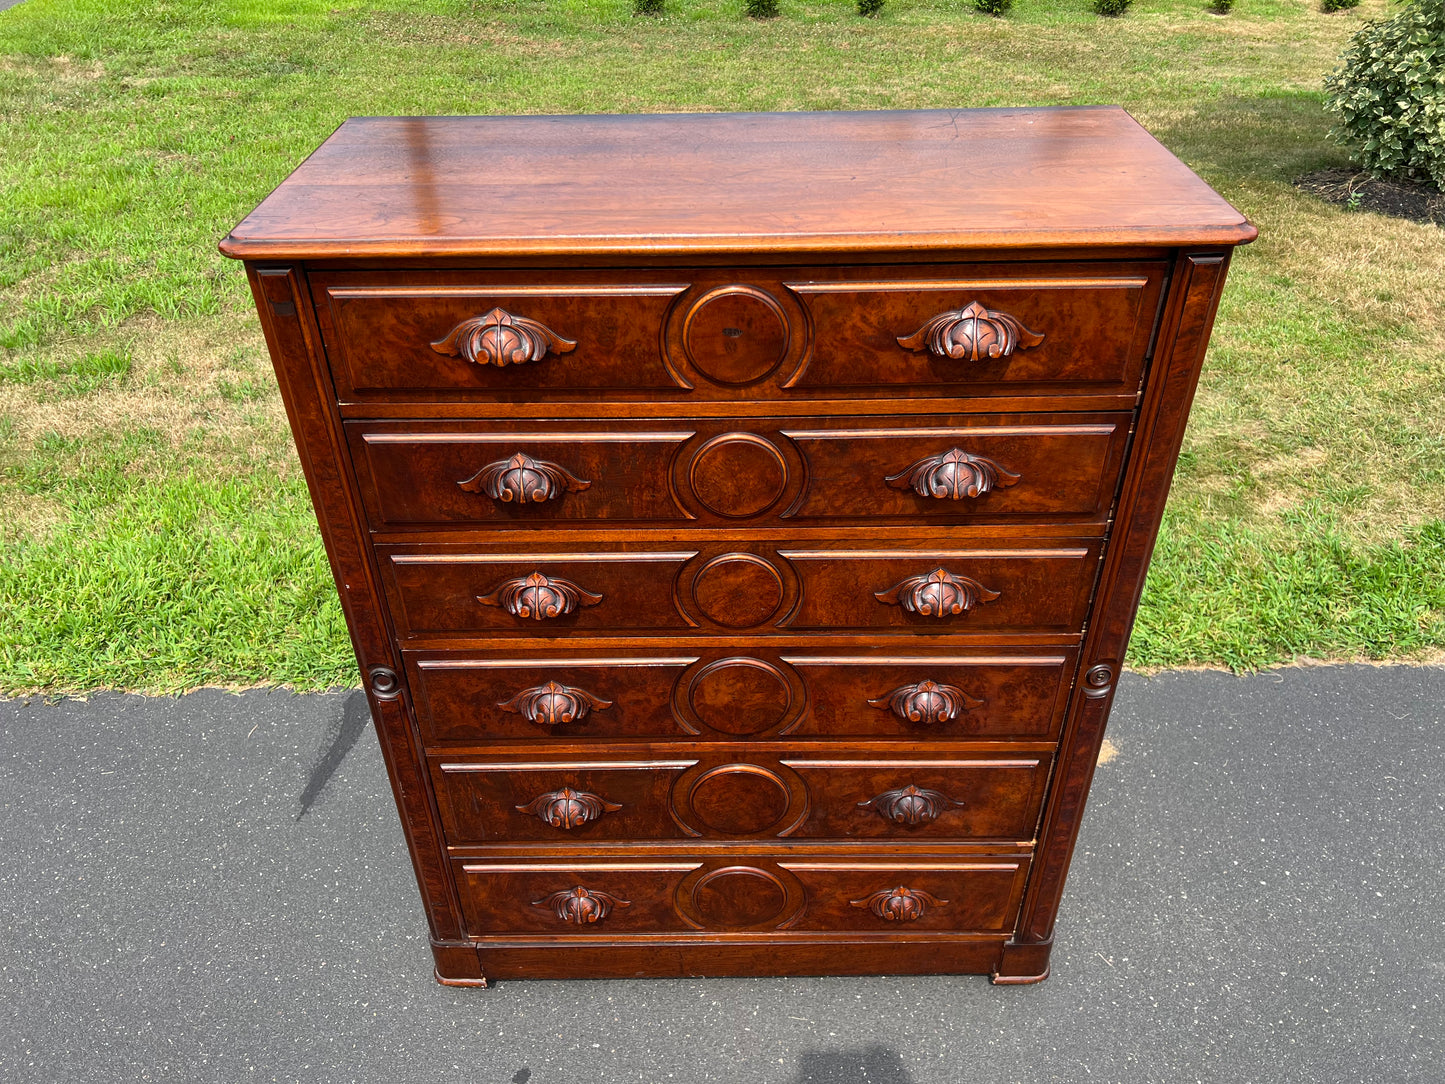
[1295,168,1444,227]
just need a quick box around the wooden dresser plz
[221,108,1254,986]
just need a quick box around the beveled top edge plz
[219,108,1257,260]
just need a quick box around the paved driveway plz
[2,666,1442,1082]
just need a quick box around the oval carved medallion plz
[688,866,791,929]
[685,657,794,736]
[684,764,794,836]
[692,554,785,628]
[687,434,789,519]
[682,286,790,385]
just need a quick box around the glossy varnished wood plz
[376,536,1103,639]
[220,109,1255,259]
[429,742,1052,845]
[222,107,1253,986]
[403,644,1078,744]
[346,412,1131,530]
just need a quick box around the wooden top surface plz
[219,108,1256,260]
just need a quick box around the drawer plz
[378,537,1101,638]
[431,747,1050,844]
[346,413,1130,530]
[311,270,692,401]
[312,262,1164,402]
[781,261,1167,396]
[454,853,1031,936]
[405,646,1078,744]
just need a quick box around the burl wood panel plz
[379,538,1102,639]
[782,263,1165,395]
[312,264,1165,403]
[452,855,1030,936]
[430,745,1050,844]
[346,412,1130,530]
[403,645,1079,744]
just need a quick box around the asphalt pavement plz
[2,665,1442,1083]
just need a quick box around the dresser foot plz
[992,937,1052,984]
[432,942,488,987]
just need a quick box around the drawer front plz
[782,261,1166,395]
[347,413,1129,530]
[312,271,691,400]
[406,646,1077,744]
[313,263,1163,402]
[455,854,1030,936]
[379,539,1101,638]
[431,749,1050,844]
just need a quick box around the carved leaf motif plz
[873,568,1001,619]
[885,448,1020,501]
[533,886,631,925]
[516,787,622,829]
[849,886,947,922]
[856,784,964,827]
[897,300,1044,363]
[430,307,577,368]
[498,680,612,726]
[477,572,603,620]
[458,453,592,504]
[867,679,983,726]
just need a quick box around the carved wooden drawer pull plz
[498,680,612,726]
[533,886,631,925]
[459,453,591,504]
[850,886,947,923]
[430,306,577,368]
[868,679,982,725]
[885,448,1020,501]
[516,787,622,830]
[478,571,603,620]
[874,568,1000,618]
[857,784,964,827]
[897,300,1043,362]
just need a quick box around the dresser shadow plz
[297,690,370,820]
[790,1045,915,1083]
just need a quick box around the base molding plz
[991,936,1053,984]
[432,942,488,987]
[461,935,1009,982]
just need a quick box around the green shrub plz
[858,0,885,13]
[974,0,1012,14]
[1093,0,1132,14]
[633,0,664,13]
[744,0,779,16]
[1323,0,1445,189]
[1209,0,1235,13]
[1321,0,1360,11]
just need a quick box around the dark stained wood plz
[1009,251,1236,960]
[307,262,1165,403]
[222,108,1253,985]
[463,936,1010,982]
[376,537,1103,639]
[345,412,1131,530]
[403,645,1079,744]
[219,109,1256,259]
[452,854,1029,937]
[429,744,1050,844]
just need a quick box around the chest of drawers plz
[221,108,1254,986]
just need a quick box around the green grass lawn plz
[1,0,1442,692]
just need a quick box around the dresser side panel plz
[1012,250,1233,950]
[246,263,465,942]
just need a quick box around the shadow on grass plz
[1151,92,1350,187]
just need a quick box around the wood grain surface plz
[220,109,1256,259]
